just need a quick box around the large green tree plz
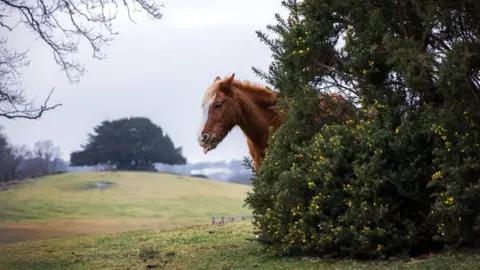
[70,117,186,170]
[246,0,480,259]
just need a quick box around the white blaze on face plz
[198,83,218,139]
[198,98,213,136]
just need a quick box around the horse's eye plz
[214,102,223,109]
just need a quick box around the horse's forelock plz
[202,83,220,107]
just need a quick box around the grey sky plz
[0,0,288,164]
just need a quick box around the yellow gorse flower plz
[431,171,442,181]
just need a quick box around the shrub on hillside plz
[246,0,480,259]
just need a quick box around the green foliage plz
[70,117,186,169]
[246,0,480,259]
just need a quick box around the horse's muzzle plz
[198,133,217,154]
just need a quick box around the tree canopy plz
[246,0,480,260]
[70,117,186,170]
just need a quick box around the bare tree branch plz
[0,0,163,120]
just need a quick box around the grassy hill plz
[0,221,478,269]
[0,171,252,243]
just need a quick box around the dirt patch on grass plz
[0,218,189,244]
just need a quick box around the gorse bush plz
[245,0,480,259]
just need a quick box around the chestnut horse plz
[197,73,356,171]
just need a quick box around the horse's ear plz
[213,76,221,82]
[219,73,235,94]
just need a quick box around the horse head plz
[197,73,242,154]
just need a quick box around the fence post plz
[241,216,245,221]
[221,216,224,224]
[212,216,215,224]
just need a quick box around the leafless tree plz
[0,0,163,119]
[32,139,61,175]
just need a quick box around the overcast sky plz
[0,0,288,164]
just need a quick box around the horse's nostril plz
[202,134,209,142]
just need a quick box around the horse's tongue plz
[203,146,210,154]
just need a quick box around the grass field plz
[0,220,479,269]
[0,171,252,243]
[1,172,479,269]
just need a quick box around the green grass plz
[0,172,478,269]
[0,171,252,243]
[0,221,478,270]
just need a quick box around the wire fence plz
[211,215,254,225]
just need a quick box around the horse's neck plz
[236,91,282,153]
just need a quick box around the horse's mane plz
[202,76,278,110]
[203,76,276,101]
[233,80,276,96]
